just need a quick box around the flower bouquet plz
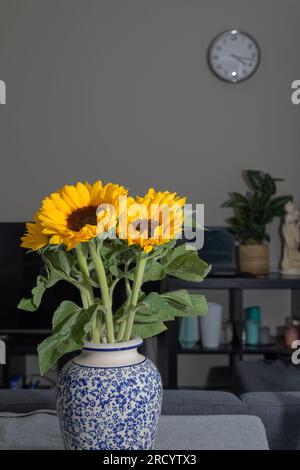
[19,180,210,450]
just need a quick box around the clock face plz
[208,30,260,83]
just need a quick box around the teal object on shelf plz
[245,306,261,325]
[245,319,259,345]
[179,317,199,349]
[245,306,261,345]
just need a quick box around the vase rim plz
[83,337,143,352]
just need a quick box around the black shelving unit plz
[158,273,300,388]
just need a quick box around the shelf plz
[242,339,291,356]
[164,272,300,290]
[177,338,291,356]
[178,343,238,355]
[159,272,300,388]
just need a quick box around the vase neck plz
[73,337,145,368]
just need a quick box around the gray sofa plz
[1,389,300,450]
[234,359,300,393]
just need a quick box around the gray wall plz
[1,0,299,386]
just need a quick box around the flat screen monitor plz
[0,222,80,333]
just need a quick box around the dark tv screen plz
[0,223,80,333]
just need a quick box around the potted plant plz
[223,170,292,275]
[18,180,210,450]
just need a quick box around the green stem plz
[89,243,115,343]
[123,251,147,341]
[110,278,120,303]
[75,244,94,305]
[75,244,99,342]
[79,287,89,309]
[93,308,101,343]
[117,321,127,342]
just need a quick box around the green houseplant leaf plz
[224,170,293,244]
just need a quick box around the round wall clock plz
[207,29,260,83]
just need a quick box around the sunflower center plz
[67,206,97,232]
[134,219,160,238]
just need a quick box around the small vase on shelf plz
[179,317,199,349]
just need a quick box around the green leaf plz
[131,321,167,338]
[18,275,48,312]
[52,300,82,334]
[126,260,165,282]
[268,195,293,213]
[135,292,177,323]
[223,192,248,208]
[225,170,290,244]
[109,264,123,278]
[38,304,98,375]
[162,289,193,307]
[245,170,264,191]
[163,245,211,282]
[42,250,75,279]
[163,292,208,317]
[104,241,129,257]
[142,260,165,282]
[18,267,63,312]
[184,294,208,315]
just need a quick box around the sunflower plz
[21,218,49,251]
[125,188,186,252]
[38,181,128,250]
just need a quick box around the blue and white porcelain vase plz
[56,337,163,450]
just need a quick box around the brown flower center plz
[67,206,97,232]
[134,219,160,238]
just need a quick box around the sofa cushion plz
[0,389,245,416]
[162,390,244,415]
[0,389,56,413]
[0,412,269,450]
[234,359,300,394]
[241,392,300,450]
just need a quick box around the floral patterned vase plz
[56,337,162,450]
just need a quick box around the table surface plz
[0,411,269,450]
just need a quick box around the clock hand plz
[231,53,253,62]
[236,56,254,61]
[230,54,246,65]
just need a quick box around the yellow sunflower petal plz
[123,188,186,252]
[38,180,127,250]
[21,220,49,251]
